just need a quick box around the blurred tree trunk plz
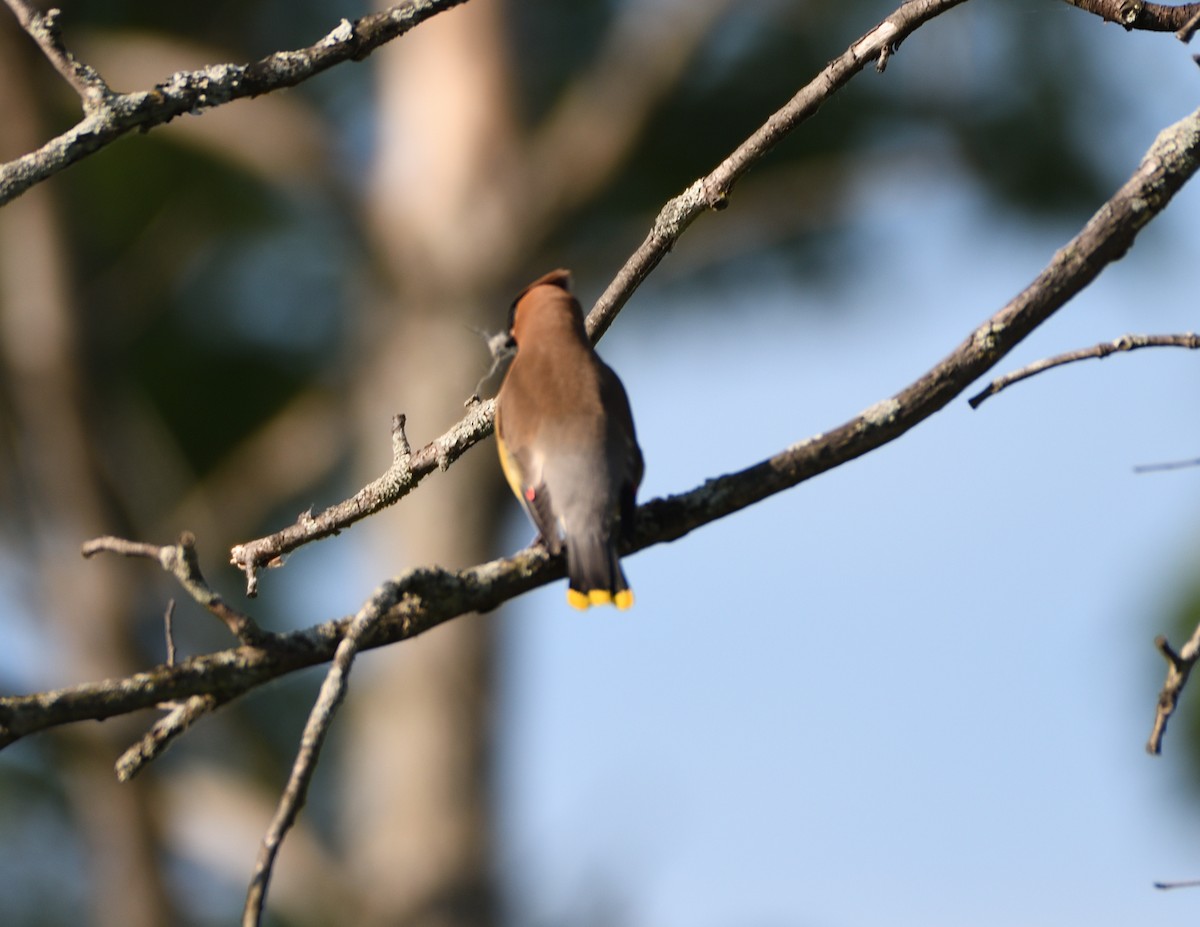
[0,23,175,927]
[342,2,519,924]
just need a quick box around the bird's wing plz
[496,421,561,553]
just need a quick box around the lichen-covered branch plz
[83,533,272,645]
[3,0,113,108]
[1059,0,1200,34]
[0,0,469,208]
[229,407,492,594]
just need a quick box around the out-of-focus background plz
[1,1,1199,925]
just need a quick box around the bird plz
[494,269,643,610]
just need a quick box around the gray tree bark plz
[342,3,519,924]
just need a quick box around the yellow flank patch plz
[587,589,614,606]
[567,588,591,610]
[495,434,525,503]
[614,589,634,610]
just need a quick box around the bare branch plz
[163,598,177,667]
[1147,631,1200,754]
[7,99,1199,755]
[0,0,470,208]
[3,0,113,108]
[0,554,540,750]
[243,592,391,926]
[968,332,1200,407]
[113,602,228,782]
[115,694,222,782]
[229,0,974,594]
[228,410,474,596]
[83,532,273,646]
[638,107,1200,546]
[1059,0,1200,33]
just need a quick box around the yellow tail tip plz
[565,588,634,610]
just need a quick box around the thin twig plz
[242,590,394,926]
[230,412,423,595]
[1155,878,1200,889]
[968,332,1200,407]
[83,532,274,646]
[1134,457,1200,473]
[1148,636,1189,754]
[1147,619,1200,754]
[163,599,177,667]
[3,0,113,109]
[115,694,222,781]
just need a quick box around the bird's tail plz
[565,531,632,610]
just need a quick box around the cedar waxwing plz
[495,269,644,610]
